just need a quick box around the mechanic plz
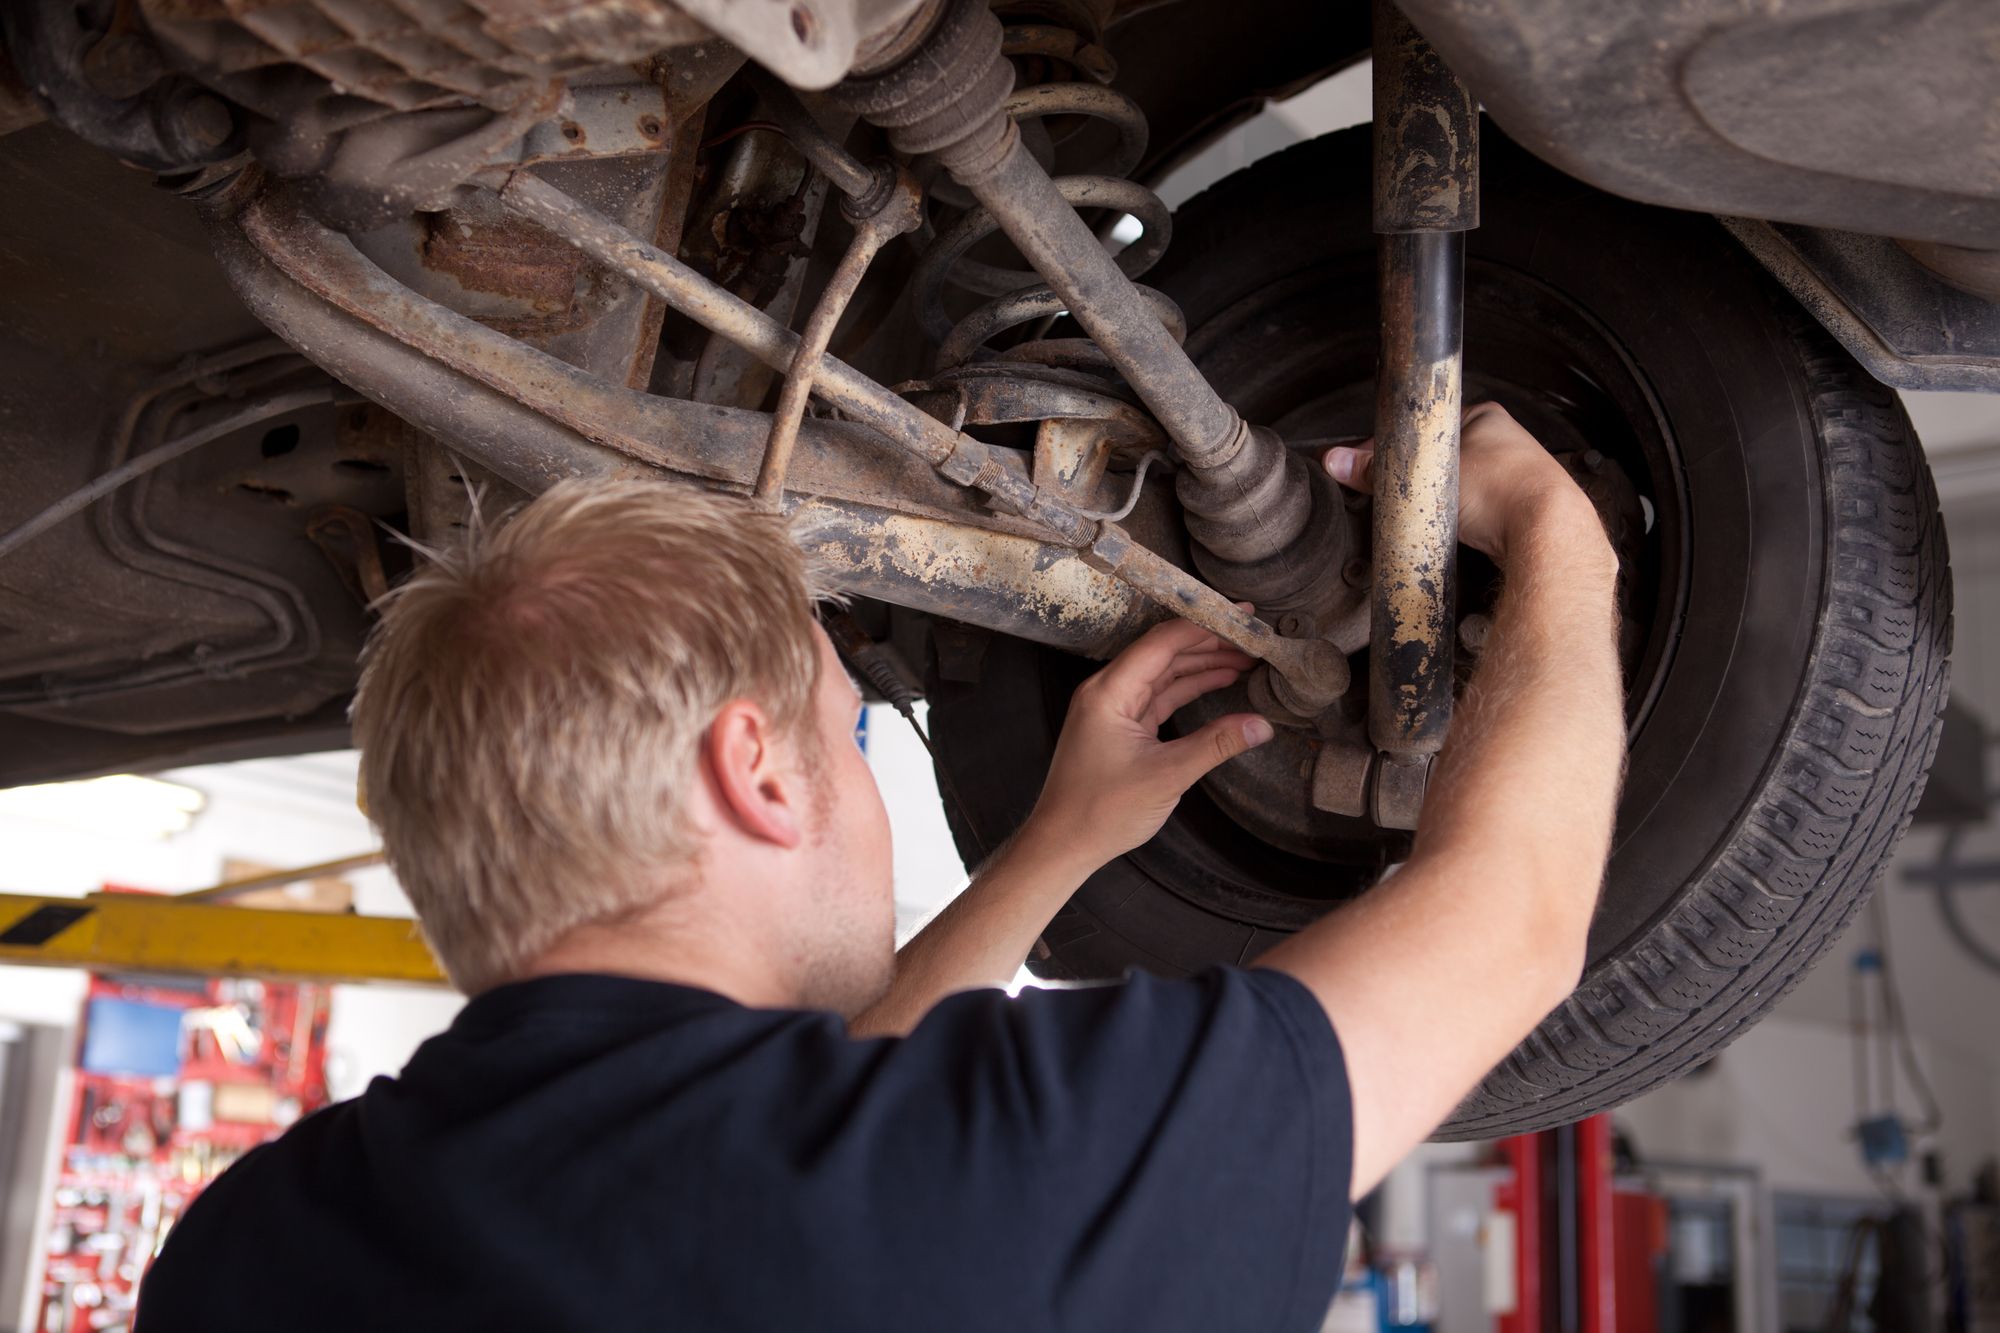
[137,403,1623,1332]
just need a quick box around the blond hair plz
[351,479,823,993]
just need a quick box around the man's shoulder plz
[175,1095,359,1218]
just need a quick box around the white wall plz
[1619,1012,2000,1199]
[862,704,970,937]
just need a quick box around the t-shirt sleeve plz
[823,967,1352,1333]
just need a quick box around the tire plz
[926,125,1952,1137]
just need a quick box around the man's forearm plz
[847,820,1100,1038]
[1414,496,1625,944]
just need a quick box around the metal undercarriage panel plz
[1397,0,2000,249]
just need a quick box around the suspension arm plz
[210,194,1161,656]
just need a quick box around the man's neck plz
[510,891,798,1010]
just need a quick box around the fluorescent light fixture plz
[0,774,207,839]
[1108,213,1144,248]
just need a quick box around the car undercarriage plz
[0,0,1988,1132]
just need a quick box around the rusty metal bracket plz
[1367,0,1478,810]
[1082,525,1348,709]
[507,79,676,168]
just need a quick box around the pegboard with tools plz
[34,971,330,1333]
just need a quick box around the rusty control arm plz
[1365,0,1479,829]
[480,171,1346,707]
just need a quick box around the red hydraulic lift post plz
[1576,1115,1617,1333]
[1494,1115,1619,1333]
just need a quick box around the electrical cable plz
[1877,968,1894,1121]
[1872,894,1945,1135]
[1929,827,2000,976]
[0,386,336,563]
[1936,877,2000,973]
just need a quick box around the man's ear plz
[701,699,805,850]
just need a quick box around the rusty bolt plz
[81,33,164,100]
[639,114,664,139]
[560,121,584,143]
[1278,612,1309,638]
[1582,449,1605,473]
[177,93,234,151]
[1343,558,1369,587]
[1458,611,1493,655]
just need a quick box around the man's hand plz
[848,618,1272,1039]
[1027,618,1274,865]
[1323,401,1599,567]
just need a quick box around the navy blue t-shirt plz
[139,967,1352,1332]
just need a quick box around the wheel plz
[925,124,1953,1137]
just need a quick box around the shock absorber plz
[1366,0,1478,826]
[829,0,1355,672]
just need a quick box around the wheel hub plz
[1135,255,1683,912]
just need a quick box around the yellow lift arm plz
[0,892,447,987]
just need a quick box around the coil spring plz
[909,17,1187,375]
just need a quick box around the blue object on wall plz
[1857,1114,1910,1167]
[79,996,184,1078]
